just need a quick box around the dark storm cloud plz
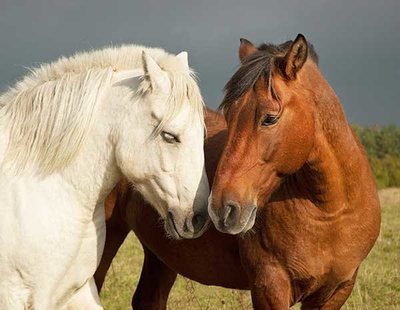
[0,0,399,125]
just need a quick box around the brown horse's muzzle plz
[208,193,257,235]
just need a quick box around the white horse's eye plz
[161,131,180,144]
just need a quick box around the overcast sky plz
[0,0,399,125]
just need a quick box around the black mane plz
[219,39,318,112]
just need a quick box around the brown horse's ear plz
[279,34,308,80]
[239,38,257,63]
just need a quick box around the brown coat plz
[95,34,380,309]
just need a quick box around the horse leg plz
[93,224,129,291]
[301,269,359,310]
[240,235,291,310]
[64,278,103,310]
[94,202,131,292]
[248,264,292,310]
[132,245,177,310]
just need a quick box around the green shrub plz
[353,125,400,188]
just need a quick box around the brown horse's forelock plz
[219,40,318,113]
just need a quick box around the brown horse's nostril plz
[222,201,241,228]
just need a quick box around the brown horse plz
[95,34,381,309]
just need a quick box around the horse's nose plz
[221,201,241,229]
[183,210,208,237]
[208,193,257,234]
[192,211,207,233]
[166,208,209,239]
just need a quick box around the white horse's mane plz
[0,45,204,175]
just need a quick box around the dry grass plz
[100,189,400,309]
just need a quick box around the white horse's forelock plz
[0,45,205,175]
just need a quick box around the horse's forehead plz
[151,94,189,115]
[226,91,258,125]
[169,106,204,131]
[151,99,203,132]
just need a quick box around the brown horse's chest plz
[241,202,362,302]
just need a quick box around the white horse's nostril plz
[191,212,207,234]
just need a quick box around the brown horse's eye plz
[262,114,279,126]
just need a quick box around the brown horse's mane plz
[220,40,318,112]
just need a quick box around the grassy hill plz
[100,188,400,309]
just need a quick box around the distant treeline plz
[353,125,400,188]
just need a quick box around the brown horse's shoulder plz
[243,195,373,295]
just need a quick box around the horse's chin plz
[164,225,182,240]
[164,215,184,240]
[240,206,257,234]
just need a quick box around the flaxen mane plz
[0,45,204,175]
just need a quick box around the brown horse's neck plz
[284,64,377,213]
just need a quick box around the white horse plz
[0,45,209,309]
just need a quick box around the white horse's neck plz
[59,96,123,209]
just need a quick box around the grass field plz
[100,189,400,309]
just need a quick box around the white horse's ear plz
[142,51,169,91]
[113,69,144,89]
[176,51,189,70]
